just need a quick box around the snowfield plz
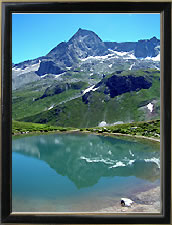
[80,50,138,64]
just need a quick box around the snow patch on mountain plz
[129,62,135,70]
[147,103,154,112]
[83,85,99,94]
[80,53,116,62]
[80,50,137,64]
[124,53,136,60]
[54,73,64,78]
[112,51,128,56]
[48,105,54,110]
[40,74,48,78]
[154,66,160,71]
[145,53,160,61]
[108,49,136,59]
[12,60,41,76]
[12,67,22,72]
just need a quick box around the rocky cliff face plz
[105,75,152,98]
[36,60,66,76]
[135,37,160,58]
[45,28,108,70]
[104,41,137,52]
[82,75,152,103]
[67,28,108,57]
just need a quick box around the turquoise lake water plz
[12,133,160,212]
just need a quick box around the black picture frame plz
[1,2,171,224]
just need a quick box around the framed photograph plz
[1,1,171,224]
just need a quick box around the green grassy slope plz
[20,72,160,128]
[12,120,74,134]
[12,79,89,120]
[13,69,160,128]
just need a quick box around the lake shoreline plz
[12,185,161,213]
[12,119,160,142]
[13,129,160,143]
[96,185,161,213]
[80,130,160,143]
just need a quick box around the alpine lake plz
[12,132,160,212]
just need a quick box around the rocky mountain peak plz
[67,28,107,57]
[68,28,103,44]
[150,36,159,42]
[135,36,160,58]
[46,28,107,63]
[13,29,160,79]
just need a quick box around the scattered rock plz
[121,198,133,207]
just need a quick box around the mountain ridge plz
[12,29,160,128]
[12,28,160,90]
[13,28,160,68]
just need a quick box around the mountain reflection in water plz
[12,133,160,189]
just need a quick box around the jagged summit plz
[45,28,108,68]
[68,28,103,43]
[150,36,159,41]
[47,28,103,57]
[71,28,97,36]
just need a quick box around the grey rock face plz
[104,42,137,52]
[14,57,43,70]
[106,75,152,98]
[47,28,108,66]
[135,37,160,58]
[36,60,66,76]
[82,75,152,103]
[68,28,108,57]
[12,72,40,90]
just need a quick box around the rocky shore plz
[97,186,161,213]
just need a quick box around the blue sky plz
[12,13,160,64]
